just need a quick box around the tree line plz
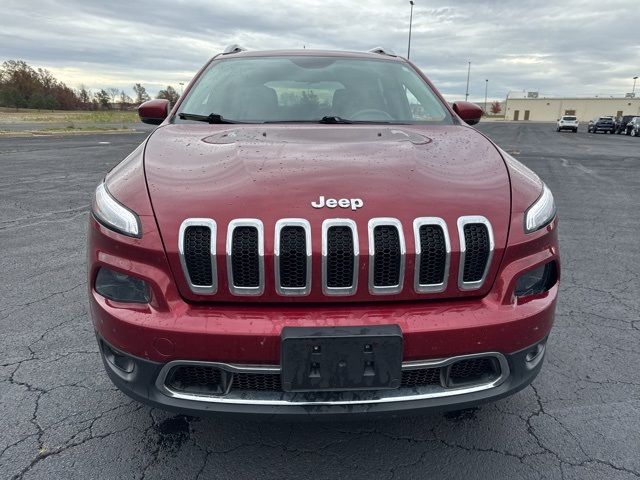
[0,60,180,111]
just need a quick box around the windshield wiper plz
[178,112,239,124]
[318,116,354,124]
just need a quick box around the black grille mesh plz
[449,358,496,382]
[373,225,401,287]
[400,368,441,388]
[418,225,447,285]
[233,373,282,391]
[462,224,490,283]
[326,226,354,288]
[166,365,222,394]
[279,226,307,288]
[231,226,260,287]
[183,226,213,286]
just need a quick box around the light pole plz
[465,61,471,101]
[484,79,488,114]
[633,76,638,95]
[179,82,185,95]
[407,1,414,59]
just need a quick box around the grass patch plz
[0,109,139,124]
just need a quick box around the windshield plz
[177,56,452,124]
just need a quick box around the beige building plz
[504,94,640,122]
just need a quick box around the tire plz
[556,126,560,132]
[573,128,577,133]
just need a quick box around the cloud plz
[1,0,639,100]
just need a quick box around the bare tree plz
[95,89,111,109]
[107,87,120,105]
[78,84,91,109]
[119,90,132,110]
[133,83,150,104]
[156,85,180,104]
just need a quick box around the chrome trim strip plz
[413,217,451,293]
[274,219,312,296]
[368,218,406,295]
[226,219,265,296]
[154,352,510,406]
[178,218,217,295]
[457,216,495,291]
[321,219,359,296]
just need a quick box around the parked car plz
[626,117,640,136]
[588,116,615,133]
[88,46,560,417]
[556,115,578,132]
[615,115,635,134]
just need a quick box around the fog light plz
[95,267,150,303]
[102,341,134,373]
[515,262,557,297]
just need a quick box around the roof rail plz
[368,47,397,57]
[222,44,247,55]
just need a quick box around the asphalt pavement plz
[1,124,639,479]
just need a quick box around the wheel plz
[573,128,578,133]
[633,129,638,137]
[556,126,560,132]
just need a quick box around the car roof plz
[215,49,406,62]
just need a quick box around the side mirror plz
[452,101,483,125]
[138,99,170,125]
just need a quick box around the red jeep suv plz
[88,47,559,417]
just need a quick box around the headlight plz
[95,267,150,303]
[524,184,556,233]
[92,182,141,237]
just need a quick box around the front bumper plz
[99,335,547,417]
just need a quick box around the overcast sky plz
[1,0,639,102]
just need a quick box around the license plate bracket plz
[280,325,403,392]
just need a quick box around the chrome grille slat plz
[368,218,405,295]
[178,218,217,295]
[275,219,312,296]
[413,217,450,293]
[457,216,494,291]
[322,219,359,296]
[227,219,264,295]
[178,216,494,297]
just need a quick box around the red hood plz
[144,124,510,302]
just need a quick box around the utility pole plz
[407,1,414,59]
[484,79,488,114]
[633,76,638,95]
[465,61,471,101]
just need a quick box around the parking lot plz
[1,122,639,479]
